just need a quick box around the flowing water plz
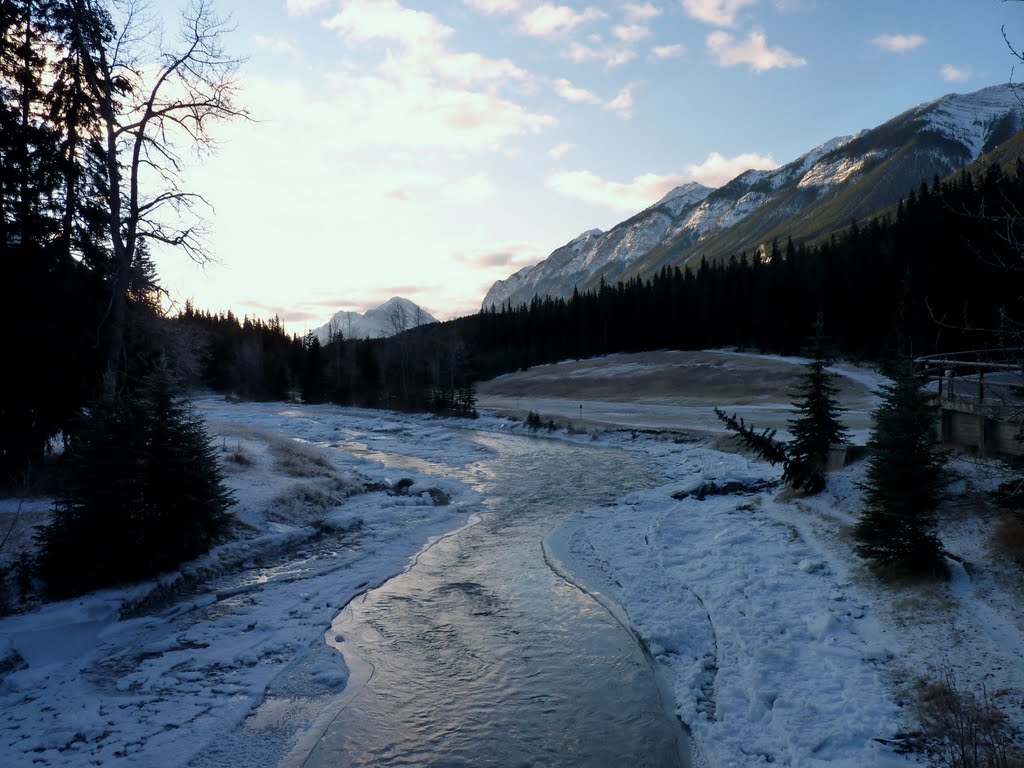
[302,431,688,767]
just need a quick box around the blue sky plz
[148,0,1022,330]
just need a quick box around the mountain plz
[313,297,438,342]
[483,83,1024,310]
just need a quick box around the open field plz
[477,350,885,441]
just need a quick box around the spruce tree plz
[787,314,850,494]
[854,357,946,577]
[37,364,234,597]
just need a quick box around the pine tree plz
[37,364,234,597]
[787,314,850,494]
[854,357,946,577]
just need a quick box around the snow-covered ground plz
[1,369,1022,767]
[0,400,485,768]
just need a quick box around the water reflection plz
[305,432,685,767]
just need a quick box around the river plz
[300,430,689,767]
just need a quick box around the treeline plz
[456,162,1024,376]
[182,162,1024,412]
[174,306,479,417]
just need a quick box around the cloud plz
[317,0,548,149]
[871,33,926,54]
[251,34,298,56]
[520,4,607,37]
[324,0,451,48]
[286,0,331,16]
[463,0,523,13]
[566,41,636,68]
[553,77,602,104]
[624,2,662,21]
[651,43,686,59]
[325,1,530,88]
[385,171,498,204]
[546,150,778,211]
[706,29,806,72]
[455,244,544,268]
[613,23,651,43]
[684,150,777,185]
[237,300,322,324]
[940,64,971,83]
[681,0,759,27]
[548,141,575,158]
[546,170,686,212]
[604,82,637,119]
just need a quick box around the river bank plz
[1,394,1021,767]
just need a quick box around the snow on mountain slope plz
[483,83,1024,311]
[915,84,1023,157]
[313,297,437,342]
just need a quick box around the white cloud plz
[545,150,779,211]
[325,0,530,88]
[706,29,806,72]
[613,23,651,43]
[604,82,637,119]
[553,77,602,104]
[463,0,523,13]
[546,169,686,211]
[548,141,575,158]
[651,43,686,59]
[871,33,926,54]
[684,150,777,185]
[520,4,607,37]
[323,0,451,48]
[252,34,298,56]
[681,0,759,27]
[316,71,555,153]
[316,2,553,153]
[940,64,971,83]
[566,41,636,68]
[624,2,662,21]
[286,0,331,16]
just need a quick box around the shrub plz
[914,673,1023,768]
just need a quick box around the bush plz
[36,367,234,597]
[526,411,542,431]
[914,673,1023,768]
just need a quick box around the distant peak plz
[570,228,604,245]
[655,181,713,206]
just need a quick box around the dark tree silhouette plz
[787,314,850,493]
[854,357,947,577]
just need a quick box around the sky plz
[145,0,1023,333]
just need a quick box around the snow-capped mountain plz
[483,84,1023,310]
[313,297,437,342]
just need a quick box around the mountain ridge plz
[483,83,1023,310]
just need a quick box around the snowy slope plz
[313,297,437,342]
[483,83,1024,310]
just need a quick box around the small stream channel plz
[300,431,689,767]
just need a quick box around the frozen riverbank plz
[1,391,1021,767]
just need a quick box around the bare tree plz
[386,301,409,337]
[93,0,249,395]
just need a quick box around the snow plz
[798,150,886,190]
[917,84,1022,159]
[2,377,1022,768]
[312,296,437,342]
[0,400,482,768]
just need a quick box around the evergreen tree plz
[787,314,850,494]
[37,364,234,597]
[854,357,947,577]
